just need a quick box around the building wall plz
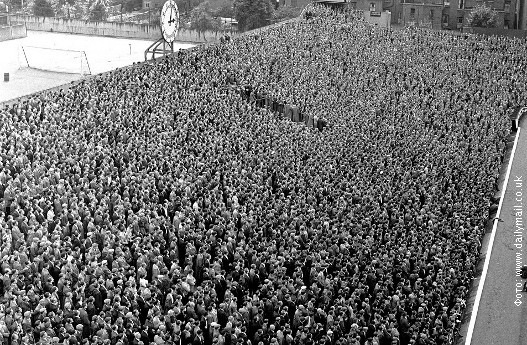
[348,0,384,11]
[387,0,404,23]
[400,3,443,28]
[363,9,392,27]
[519,0,527,29]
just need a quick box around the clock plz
[160,0,179,43]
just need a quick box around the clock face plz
[160,0,179,43]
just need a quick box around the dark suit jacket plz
[192,335,205,345]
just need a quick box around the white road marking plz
[465,127,521,345]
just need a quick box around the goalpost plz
[19,46,92,76]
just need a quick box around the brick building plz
[347,0,384,11]
[398,0,444,29]
[387,0,522,29]
[279,0,524,29]
[445,0,517,29]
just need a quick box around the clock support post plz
[144,38,174,61]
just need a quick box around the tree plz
[71,0,89,19]
[212,0,233,18]
[89,1,106,20]
[234,0,272,31]
[122,0,140,12]
[4,0,24,12]
[33,0,54,16]
[272,5,300,22]
[190,1,218,39]
[467,4,498,28]
[210,15,224,33]
[51,0,76,18]
[206,0,234,18]
[176,0,202,16]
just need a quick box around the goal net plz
[19,46,92,75]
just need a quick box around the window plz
[457,16,463,29]
[458,0,464,9]
[444,0,450,5]
[429,9,434,20]
[504,19,510,28]
[370,3,376,11]
[145,2,149,7]
[504,2,510,11]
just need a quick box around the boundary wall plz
[10,15,237,43]
[0,23,27,42]
[463,27,527,39]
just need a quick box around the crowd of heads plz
[0,5,526,345]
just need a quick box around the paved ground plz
[0,31,195,103]
[467,115,527,345]
[455,130,515,344]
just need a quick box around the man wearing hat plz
[324,329,335,345]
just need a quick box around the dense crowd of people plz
[0,6,526,345]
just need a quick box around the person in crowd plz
[0,5,525,345]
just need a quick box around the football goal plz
[19,46,92,75]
